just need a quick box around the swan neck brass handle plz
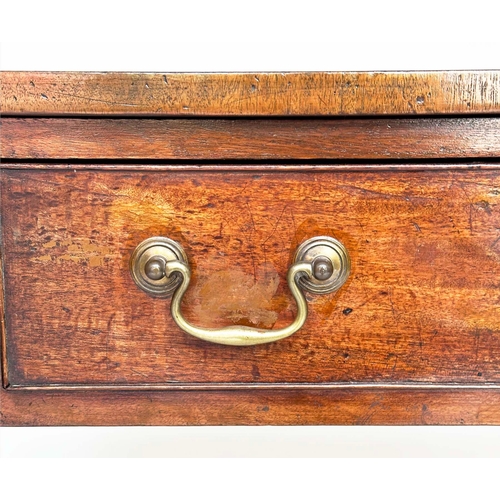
[130,236,350,346]
[166,259,312,346]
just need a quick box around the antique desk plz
[1,71,500,425]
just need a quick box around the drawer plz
[2,166,500,390]
[2,71,500,425]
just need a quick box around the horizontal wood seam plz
[2,162,500,170]
[7,383,500,391]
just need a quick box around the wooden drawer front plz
[2,167,499,389]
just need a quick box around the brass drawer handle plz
[130,236,350,346]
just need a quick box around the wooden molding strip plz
[2,163,499,172]
[2,163,499,171]
[7,382,500,391]
[1,71,500,116]
[0,250,8,390]
[3,117,500,160]
[2,387,500,425]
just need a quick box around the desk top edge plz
[1,71,499,116]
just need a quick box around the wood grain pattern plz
[2,71,500,116]
[2,387,500,426]
[2,71,500,426]
[3,117,500,160]
[2,168,500,389]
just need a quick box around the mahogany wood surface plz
[2,168,499,391]
[2,71,500,116]
[3,117,500,161]
[2,388,500,426]
[2,71,500,426]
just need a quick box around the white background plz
[1,0,500,460]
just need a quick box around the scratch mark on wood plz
[55,91,139,107]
